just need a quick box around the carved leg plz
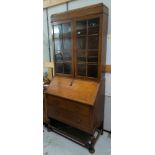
[86,136,95,153]
[89,146,95,154]
[43,122,48,128]
[101,129,103,135]
[47,119,52,132]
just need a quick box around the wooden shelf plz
[54,36,71,39]
[55,49,71,52]
[87,49,98,51]
[55,61,72,63]
[76,34,99,37]
[77,62,98,64]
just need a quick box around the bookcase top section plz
[51,3,108,22]
[46,76,100,106]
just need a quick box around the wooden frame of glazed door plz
[52,20,74,77]
[52,16,103,81]
[73,14,103,81]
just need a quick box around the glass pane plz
[77,37,86,49]
[77,50,86,62]
[87,64,98,77]
[64,63,71,74]
[77,64,86,76]
[76,20,87,36]
[63,38,71,50]
[88,18,99,34]
[54,25,62,38]
[55,52,63,62]
[63,49,71,61]
[54,39,62,51]
[87,56,98,62]
[55,63,63,73]
[62,23,71,37]
[87,50,98,62]
[88,36,99,49]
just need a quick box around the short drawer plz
[48,105,89,125]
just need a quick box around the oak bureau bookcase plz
[44,3,108,153]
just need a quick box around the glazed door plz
[75,17,100,80]
[53,21,73,76]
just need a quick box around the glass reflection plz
[63,38,71,49]
[88,18,99,34]
[62,23,71,37]
[54,39,62,51]
[76,20,87,36]
[77,64,86,76]
[54,25,62,38]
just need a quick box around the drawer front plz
[46,95,90,116]
[46,95,91,131]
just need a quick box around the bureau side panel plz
[92,80,105,132]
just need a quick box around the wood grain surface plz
[46,76,100,105]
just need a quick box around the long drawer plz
[46,94,92,132]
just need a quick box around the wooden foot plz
[43,123,48,128]
[86,136,95,153]
[101,128,104,135]
[46,119,52,132]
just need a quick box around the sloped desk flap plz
[46,76,100,106]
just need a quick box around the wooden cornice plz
[51,3,108,22]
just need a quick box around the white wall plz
[104,96,111,131]
[43,9,50,62]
